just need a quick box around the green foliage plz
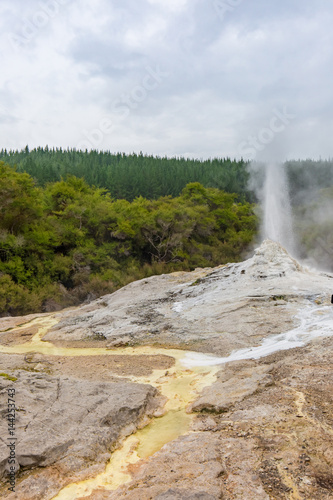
[0,162,257,316]
[0,148,251,201]
[0,162,43,234]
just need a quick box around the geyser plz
[262,163,296,255]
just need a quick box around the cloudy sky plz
[0,0,332,161]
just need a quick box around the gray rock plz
[107,433,224,500]
[191,360,274,413]
[44,240,333,356]
[155,489,217,499]
[0,371,158,482]
[1,240,333,500]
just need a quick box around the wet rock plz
[190,360,273,413]
[40,241,332,356]
[105,433,224,500]
[1,240,333,499]
[0,372,160,498]
[43,240,333,356]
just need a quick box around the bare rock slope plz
[0,240,333,499]
[44,240,333,354]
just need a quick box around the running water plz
[181,304,333,367]
[262,163,296,255]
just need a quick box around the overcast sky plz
[0,0,332,161]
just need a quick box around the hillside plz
[0,148,250,201]
[0,240,333,499]
[0,162,256,316]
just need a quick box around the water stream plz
[182,305,333,367]
[0,316,218,498]
[1,303,333,498]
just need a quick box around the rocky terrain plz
[0,240,333,499]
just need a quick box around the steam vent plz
[1,240,333,499]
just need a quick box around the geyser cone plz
[248,239,303,279]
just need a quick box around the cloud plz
[0,0,332,158]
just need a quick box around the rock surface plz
[86,433,224,500]
[43,240,333,356]
[0,240,333,499]
[190,360,274,413]
[0,370,161,499]
[86,337,333,500]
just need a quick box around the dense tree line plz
[2,149,332,205]
[2,149,332,315]
[0,162,257,316]
[0,147,251,201]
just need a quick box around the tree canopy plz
[0,147,251,201]
[0,162,257,316]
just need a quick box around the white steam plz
[263,163,296,255]
[248,162,296,256]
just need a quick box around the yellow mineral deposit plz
[51,435,140,499]
[52,356,217,499]
[0,315,218,499]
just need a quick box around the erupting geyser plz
[262,163,296,255]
